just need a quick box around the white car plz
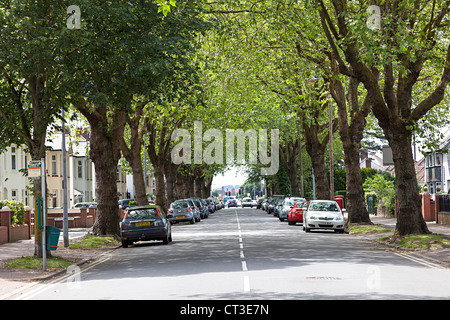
[241,197,253,208]
[303,200,345,233]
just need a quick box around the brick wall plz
[0,207,32,244]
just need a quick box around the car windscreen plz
[126,208,160,220]
[309,202,339,212]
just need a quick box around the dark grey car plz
[120,205,172,248]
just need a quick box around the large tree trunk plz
[130,158,148,206]
[332,74,371,224]
[194,176,204,198]
[119,102,148,206]
[386,125,429,236]
[280,139,300,196]
[342,138,370,224]
[203,176,213,198]
[164,161,176,205]
[153,161,166,208]
[77,101,125,238]
[91,151,121,237]
[120,134,148,206]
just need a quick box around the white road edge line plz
[14,254,111,300]
[394,252,445,270]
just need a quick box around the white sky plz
[211,167,248,190]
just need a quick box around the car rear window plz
[126,208,160,220]
[172,201,188,209]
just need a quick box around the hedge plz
[0,200,26,225]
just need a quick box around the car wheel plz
[288,221,295,225]
[121,240,129,248]
[163,233,170,244]
[190,217,195,224]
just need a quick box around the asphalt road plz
[13,207,450,300]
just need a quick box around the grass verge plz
[5,256,72,269]
[349,224,391,234]
[381,234,450,250]
[68,235,119,249]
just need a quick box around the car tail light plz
[199,206,203,210]
[122,220,132,230]
[168,208,173,213]
[186,207,191,212]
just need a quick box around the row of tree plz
[2,1,450,258]
[0,0,218,257]
[203,0,450,238]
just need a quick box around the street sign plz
[382,145,394,166]
[28,161,42,179]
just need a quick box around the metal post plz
[41,158,47,271]
[312,167,316,200]
[298,127,304,197]
[62,109,69,247]
[329,98,334,200]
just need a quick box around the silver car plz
[168,200,199,224]
[278,197,306,221]
[303,200,345,233]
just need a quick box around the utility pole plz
[298,127,304,197]
[329,98,334,201]
[62,109,69,247]
[41,158,47,271]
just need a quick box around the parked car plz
[241,197,253,208]
[118,198,135,210]
[188,197,208,218]
[227,199,238,208]
[185,198,201,222]
[278,197,306,221]
[120,205,172,248]
[73,202,97,208]
[268,195,284,215]
[261,198,270,211]
[272,197,287,217]
[204,199,215,213]
[168,200,198,224]
[303,200,345,233]
[288,201,309,225]
[256,198,263,209]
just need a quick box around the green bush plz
[0,200,26,225]
[363,174,396,212]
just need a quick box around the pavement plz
[0,214,449,299]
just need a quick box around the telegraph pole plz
[62,109,69,247]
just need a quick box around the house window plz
[11,190,17,200]
[52,155,57,176]
[78,160,83,178]
[11,147,16,170]
[436,153,442,166]
[52,190,57,207]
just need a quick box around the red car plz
[288,201,309,225]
